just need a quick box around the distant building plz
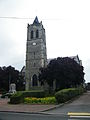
[21,17,83,91]
[86,83,90,90]
[25,17,47,90]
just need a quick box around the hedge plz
[55,87,84,103]
[10,92,23,104]
[10,90,46,104]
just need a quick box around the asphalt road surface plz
[43,91,90,115]
[0,112,90,120]
[0,112,68,120]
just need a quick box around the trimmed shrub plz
[55,87,84,104]
[10,92,23,104]
[21,90,46,98]
[10,90,45,104]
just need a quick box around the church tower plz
[25,17,47,90]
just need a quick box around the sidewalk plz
[0,98,56,113]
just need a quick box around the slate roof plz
[33,16,40,24]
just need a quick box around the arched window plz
[32,74,38,86]
[31,30,33,39]
[36,30,39,38]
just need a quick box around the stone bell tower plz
[25,16,47,90]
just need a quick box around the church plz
[25,16,47,90]
[23,16,82,91]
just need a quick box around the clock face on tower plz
[32,42,37,46]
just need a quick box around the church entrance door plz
[32,74,38,86]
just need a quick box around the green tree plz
[0,66,25,92]
[39,57,84,90]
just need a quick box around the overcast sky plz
[0,0,90,83]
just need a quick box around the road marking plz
[68,112,90,116]
[68,113,90,119]
[69,115,90,118]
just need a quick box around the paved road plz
[0,112,69,120]
[0,112,90,120]
[43,91,90,116]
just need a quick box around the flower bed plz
[24,97,56,104]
